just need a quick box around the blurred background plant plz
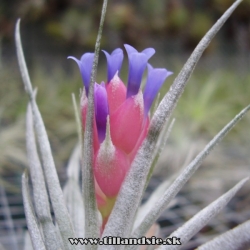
[0,0,250,249]
[1,0,250,51]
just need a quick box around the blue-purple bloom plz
[68,53,94,95]
[124,44,155,98]
[68,44,172,152]
[102,48,123,82]
[143,64,173,117]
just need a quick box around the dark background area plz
[1,0,250,66]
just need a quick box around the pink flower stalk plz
[68,45,172,222]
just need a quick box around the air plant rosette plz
[15,0,250,250]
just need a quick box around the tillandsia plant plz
[13,0,250,250]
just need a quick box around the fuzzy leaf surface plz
[197,219,250,250]
[26,104,62,250]
[133,104,250,239]
[100,1,243,247]
[15,20,75,249]
[81,2,108,247]
[22,172,46,250]
[63,145,85,242]
[158,177,248,250]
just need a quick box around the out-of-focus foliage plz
[1,0,250,52]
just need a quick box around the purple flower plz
[143,64,173,117]
[68,53,94,95]
[69,45,173,149]
[102,48,124,82]
[124,44,155,98]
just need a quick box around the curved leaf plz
[158,177,248,250]
[22,171,46,250]
[26,103,62,250]
[197,219,250,250]
[132,104,250,239]
[15,19,76,249]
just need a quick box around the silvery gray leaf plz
[66,144,81,181]
[133,104,250,239]
[22,171,46,250]
[81,1,108,246]
[133,176,176,232]
[15,19,76,249]
[63,145,85,241]
[149,118,175,182]
[72,93,81,145]
[197,219,250,250]
[158,177,248,250]
[26,103,61,250]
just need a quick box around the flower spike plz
[103,48,124,82]
[71,45,172,230]
[68,53,94,95]
[143,64,173,117]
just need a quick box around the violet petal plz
[126,53,148,98]
[103,48,124,82]
[143,64,173,116]
[124,44,155,60]
[94,82,109,143]
[68,53,94,95]
[124,44,156,98]
[141,48,155,60]
[124,44,138,55]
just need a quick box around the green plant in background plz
[11,0,250,250]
